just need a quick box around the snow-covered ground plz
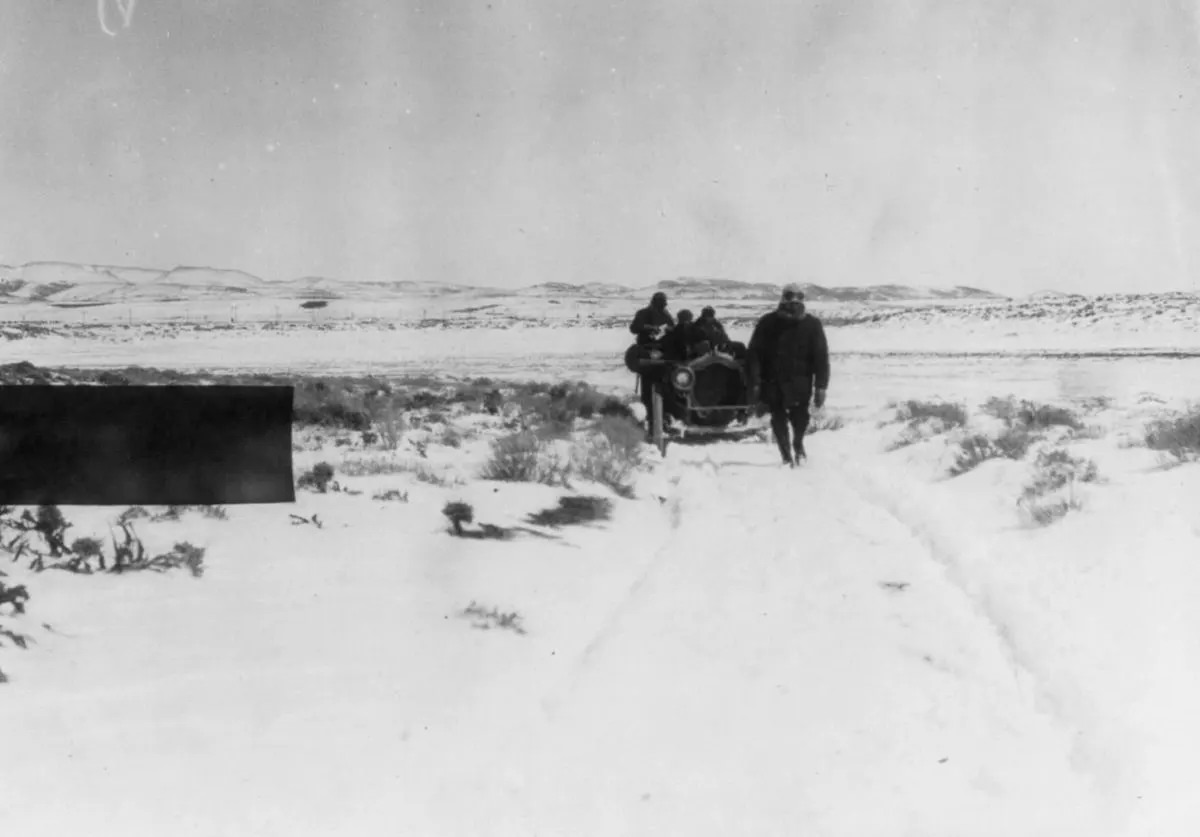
[2,324,1200,836]
[5,317,1200,397]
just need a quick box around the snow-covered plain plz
[2,301,1200,836]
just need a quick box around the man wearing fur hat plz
[747,283,830,466]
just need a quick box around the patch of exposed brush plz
[366,402,407,450]
[0,505,206,577]
[0,576,34,683]
[504,381,634,437]
[894,399,969,428]
[480,415,646,497]
[439,425,466,448]
[567,416,645,498]
[887,399,968,449]
[338,455,462,486]
[981,396,1084,432]
[441,501,514,540]
[1144,405,1200,463]
[946,395,1087,476]
[459,601,527,635]
[479,431,570,486]
[949,423,1041,476]
[297,462,337,492]
[526,495,613,528]
[141,505,228,522]
[1016,448,1099,526]
[1078,395,1114,413]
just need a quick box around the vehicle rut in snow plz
[465,442,1113,836]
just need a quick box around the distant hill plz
[517,281,635,298]
[0,260,1009,306]
[640,277,1008,303]
[0,262,273,304]
[1025,289,1086,301]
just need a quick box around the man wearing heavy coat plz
[747,284,830,466]
[628,291,676,430]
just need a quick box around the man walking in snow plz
[747,283,830,466]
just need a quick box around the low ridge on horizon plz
[0,258,1023,303]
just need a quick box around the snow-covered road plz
[2,425,1184,836]
[429,445,1110,836]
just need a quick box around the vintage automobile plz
[624,339,762,454]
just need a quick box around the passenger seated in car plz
[662,309,700,360]
[695,307,729,349]
[697,306,747,358]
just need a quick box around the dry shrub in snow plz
[70,537,105,562]
[480,417,644,496]
[129,542,207,578]
[340,455,461,486]
[569,437,637,498]
[1020,495,1083,527]
[527,495,613,528]
[509,380,626,433]
[297,462,336,492]
[1079,395,1114,413]
[1016,448,1098,526]
[442,501,474,534]
[982,396,1083,431]
[292,378,373,431]
[0,506,208,578]
[441,501,513,540]
[480,431,568,486]
[949,424,1040,476]
[440,426,465,448]
[480,431,543,481]
[26,505,70,558]
[108,520,207,577]
[894,399,969,428]
[1144,406,1200,462]
[0,579,33,679]
[886,400,967,449]
[0,506,71,569]
[369,405,407,451]
[150,505,227,522]
[0,581,30,615]
[460,601,527,635]
[568,416,646,498]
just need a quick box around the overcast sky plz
[1,0,1198,295]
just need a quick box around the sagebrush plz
[480,431,568,485]
[1015,448,1098,526]
[982,396,1083,431]
[0,506,207,577]
[887,400,967,449]
[1144,406,1200,462]
[950,424,1040,476]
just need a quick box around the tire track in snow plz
[506,444,1111,835]
[826,452,1116,791]
[539,456,734,721]
[826,463,1041,694]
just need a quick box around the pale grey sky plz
[1,0,1197,294]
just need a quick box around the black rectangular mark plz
[0,385,296,505]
